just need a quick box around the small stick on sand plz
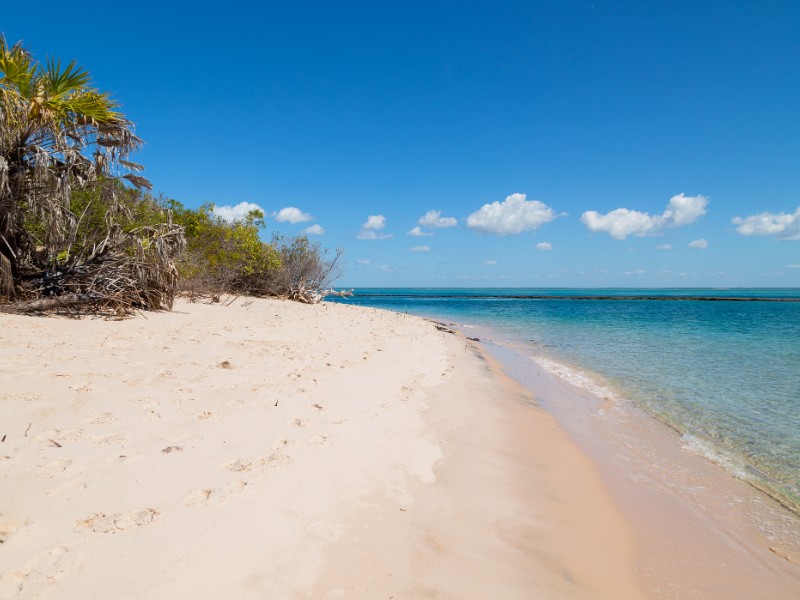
[24,423,31,437]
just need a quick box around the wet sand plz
[478,331,800,599]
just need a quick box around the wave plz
[528,354,621,409]
[526,350,800,516]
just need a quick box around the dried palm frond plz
[3,221,185,316]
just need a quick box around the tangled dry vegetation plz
[0,38,345,317]
[0,37,184,316]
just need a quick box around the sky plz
[4,0,800,287]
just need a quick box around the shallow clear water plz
[329,288,800,513]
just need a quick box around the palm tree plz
[0,36,151,299]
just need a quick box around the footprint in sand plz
[0,545,70,597]
[39,428,88,444]
[77,508,161,533]
[224,458,253,472]
[290,418,310,428]
[197,411,219,421]
[0,514,27,545]
[259,453,293,470]
[88,413,118,425]
[274,438,296,450]
[184,481,249,506]
[91,433,127,446]
[311,403,325,411]
[131,397,160,419]
[309,434,330,447]
[161,446,183,454]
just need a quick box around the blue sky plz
[5,1,800,286]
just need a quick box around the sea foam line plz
[529,354,621,405]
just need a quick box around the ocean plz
[328,288,800,514]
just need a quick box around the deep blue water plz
[329,288,800,513]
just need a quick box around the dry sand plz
[3,298,798,598]
[0,298,644,599]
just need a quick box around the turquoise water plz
[329,288,800,513]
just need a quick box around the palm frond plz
[123,174,153,190]
[0,36,36,94]
[45,58,91,97]
[62,91,121,123]
[119,159,145,172]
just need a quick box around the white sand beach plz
[0,298,798,599]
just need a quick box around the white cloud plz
[483,260,497,266]
[410,245,431,252]
[582,208,657,239]
[363,215,386,230]
[356,259,371,265]
[467,193,557,235]
[731,207,800,240]
[581,193,708,239]
[624,269,647,275]
[688,238,708,249]
[418,210,457,228]
[407,226,433,237]
[377,265,398,272]
[303,224,324,235]
[663,193,708,226]
[536,242,552,251]
[358,215,392,239]
[655,244,673,250]
[786,263,800,269]
[357,231,393,240]
[212,201,264,222]
[274,206,313,224]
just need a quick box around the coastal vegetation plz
[0,38,341,315]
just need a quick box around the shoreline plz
[308,319,646,598]
[1,298,798,598]
[463,322,800,597]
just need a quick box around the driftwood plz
[287,286,353,305]
[321,288,353,298]
[434,323,455,334]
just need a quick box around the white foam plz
[530,354,620,403]
[681,433,750,481]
